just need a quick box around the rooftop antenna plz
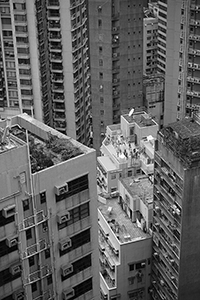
[128,108,134,117]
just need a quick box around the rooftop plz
[102,134,140,167]
[98,196,150,244]
[98,156,117,172]
[160,117,200,168]
[120,175,153,206]
[123,112,156,127]
[0,114,90,173]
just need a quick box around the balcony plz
[187,76,200,84]
[189,34,200,42]
[47,0,60,9]
[49,32,62,41]
[190,18,200,26]
[48,20,60,30]
[49,42,62,52]
[188,47,200,56]
[190,4,200,11]
[187,90,200,98]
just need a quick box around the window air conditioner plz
[13,290,24,300]
[62,288,75,300]
[2,204,16,218]
[59,238,72,251]
[6,237,18,248]
[54,183,68,195]
[57,211,70,224]
[10,263,21,275]
[61,264,73,277]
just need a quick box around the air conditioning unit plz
[61,264,73,276]
[13,290,24,300]
[10,263,21,275]
[62,288,75,300]
[54,183,68,195]
[57,211,70,224]
[6,237,18,248]
[113,27,117,31]
[59,238,72,251]
[2,204,16,218]
[113,249,119,255]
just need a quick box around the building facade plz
[143,74,165,128]
[143,16,158,75]
[152,116,200,300]
[0,114,99,300]
[161,0,200,126]
[88,0,144,151]
[97,111,158,194]
[0,0,91,145]
[98,177,152,300]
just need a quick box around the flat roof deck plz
[98,197,150,243]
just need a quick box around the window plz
[55,174,88,202]
[59,228,90,256]
[136,261,145,269]
[58,202,90,230]
[100,110,104,116]
[99,85,103,92]
[14,15,27,22]
[42,221,48,232]
[23,199,29,211]
[62,254,91,281]
[128,170,132,177]
[47,275,52,285]
[99,72,103,79]
[99,46,102,53]
[98,5,102,13]
[0,209,15,228]
[128,276,135,285]
[0,238,18,258]
[2,18,11,25]
[74,278,93,298]
[98,19,102,27]
[129,263,134,271]
[100,97,104,104]
[26,229,32,240]
[111,174,116,180]
[45,249,50,259]
[40,191,46,204]
[99,59,103,66]
[31,282,37,293]
[29,256,35,267]
[0,266,21,287]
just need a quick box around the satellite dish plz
[129,108,135,117]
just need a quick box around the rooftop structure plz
[0,114,100,300]
[160,116,200,168]
[97,111,158,194]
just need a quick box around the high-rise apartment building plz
[151,115,200,300]
[143,14,158,75]
[0,113,99,300]
[159,1,200,126]
[88,0,144,151]
[0,0,91,145]
[157,0,167,74]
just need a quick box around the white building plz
[98,174,153,300]
[97,111,158,194]
[0,114,99,300]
